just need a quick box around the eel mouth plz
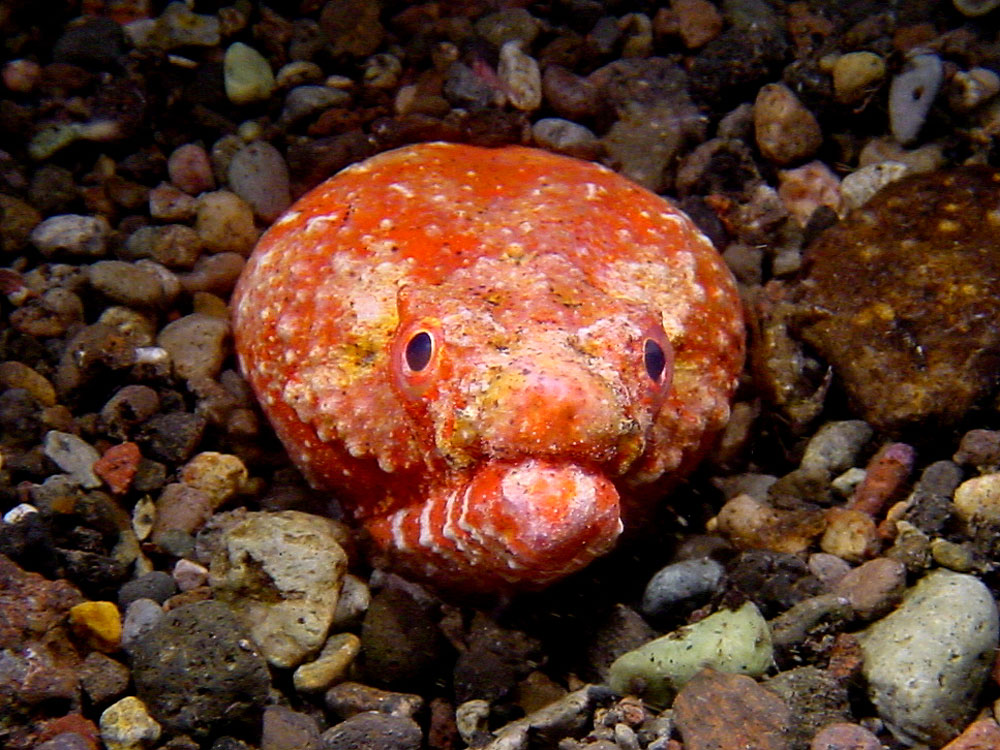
[446,458,624,586]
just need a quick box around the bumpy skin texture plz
[232,143,744,593]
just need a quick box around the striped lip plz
[368,459,624,591]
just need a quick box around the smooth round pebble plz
[87,260,175,309]
[641,557,725,618]
[99,696,161,750]
[118,570,177,608]
[754,82,823,165]
[497,41,541,111]
[609,601,773,705]
[167,144,215,195]
[227,141,291,223]
[172,558,208,591]
[196,190,258,255]
[0,361,56,406]
[860,569,999,745]
[832,51,885,105]
[799,420,873,475]
[832,557,905,620]
[531,118,602,159]
[44,430,101,488]
[149,182,198,221]
[124,224,203,269]
[120,598,164,649]
[156,312,230,382]
[261,705,321,750]
[280,85,351,126]
[224,42,275,105]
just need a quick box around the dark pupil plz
[644,338,666,381]
[405,331,433,372]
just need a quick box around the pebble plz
[120,598,164,650]
[531,118,601,160]
[325,681,424,720]
[754,82,823,165]
[769,593,852,649]
[98,307,157,347]
[125,224,203,269]
[608,602,772,705]
[126,600,270,737]
[261,705,321,750]
[150,483,213,547]
[860,570,999,745]
[361,586,446,690]
[673,669,791,750]
[68,601,122,652]
[171,558,208,591]
[765,666,850,746]
[276,61,324,89]
[931,538,976,572]
[179,451,248,508]
[150,1,220,49]
[86,260,175,309]
[832,51,885,105]
[541,66,600,121]
[209,510,348,668]
[30,214,111,258]
[321,712,422,750]
[808,722,881,750]
[660,0,723,49]
[820,507,879,563]
[195,190,258,255]
[44,430,102,488]
[848,442,915,517]
[118,571,177,608]
[319,0,384,57]
[99,697,161,750]
[953,473,1000,525]
[497,41,542,111]
[777,161,841,226]
[167,144,215,196]
[148,183,197,224]
[889,53,943,145]
[940,717,1000,749]
[331,572,371,629]
[293,632,362,693]
[948,67,1000,112]
[224,42,275,105]
[831,557,906,620]
[793,166,1000,433]
[839,160,909,210]
[475,8,542,50]
[954,429,1000,471]
[156,312,230,381]
[0,194,42,253]
[94,442,142,495]
[0,360,56,406]
[179,252,246,296]
[711,493,825,554]
[363,53,402,90]
[80,651,130,706]
[953,0,1000,17]
[280,85,351,127]
[640,558,725,619]
[799,420,873,476]
[100,385,160,439]
[602,102,689,193]
[227,141,291,223]
[481,685,610,749]
[3,58,41,92]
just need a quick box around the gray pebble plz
[87,260,176,308]
[156,312,230,382]
[531,118,601,160]
[43,430,101,488]
[280,85,351,126]
[123,224,203,269]
[641,558,724,619]
[889,54,943,145]
[321,712,422,750]
[261,705,322,750]
[121,598,165,649]
[860,569,999,745]
[228,141,292,223]
[799,420,873,475]
[118,570,177,608]
[497,41,541,111]
[127,600,270,737]
[474,8,542,49]
[31,214,110,257]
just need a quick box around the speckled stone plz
[793,167,1000,433]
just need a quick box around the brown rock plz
[674,668,791,750]
[939,717,1000,749]
[809,722,881,750]
[794,167,1000,433]
[754,83,822,166]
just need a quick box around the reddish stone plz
[673,668,791,750]
[940,717,1000,750]
[848,443,915,518]
[37,714,100,750]
[94,442,142,495]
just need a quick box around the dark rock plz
[53,17,125,69]
[99,385,161,440]
[137,412,207,464]
[727,550,823,618]
[320,712,422,750]
[79,651,130,706]
[261,705,322,750]
[127,600,270,737]
[586,604,658,682]
[118,571,177,608]
[360,587,447,691]
[325,682,423,720]
[793,167,1000,434]
[765,666,849,749]
[453,612,543,704]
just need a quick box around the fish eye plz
[643,337,667,382]
[405,330,434,372]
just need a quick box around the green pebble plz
[608,601,773,706]
[224,42,276,106]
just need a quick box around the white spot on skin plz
[305,214,340,233]
[388,182,415,198]
[274,211,301,226]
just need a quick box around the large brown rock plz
[793,166,1000,433]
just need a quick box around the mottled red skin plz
[232,143,744,593]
